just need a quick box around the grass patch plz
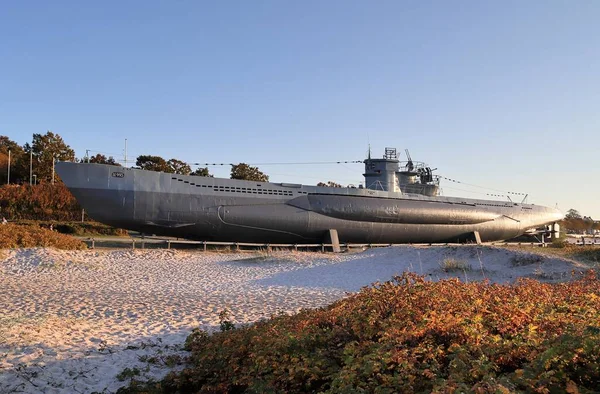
[13,220,128,237]
[138,355,160,365]
[231,253,271,264]
[0,223,86,250]
[569,248,600,265]
[117,367,141,382]
[532,268,566,281]
[503,244,600,266]
[162,355,184,368]
[439,257,472,272]
[510,254,544,266]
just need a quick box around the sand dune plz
[0,246,586,393]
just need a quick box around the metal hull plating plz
[56,162,563,244]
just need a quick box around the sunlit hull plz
[56,162,563,243]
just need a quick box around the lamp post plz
[7,149,10,185]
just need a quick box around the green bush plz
[117,367,141,382]
[550,237,569,249]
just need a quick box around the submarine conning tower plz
[363,147,401,192]
[363,147,440,196]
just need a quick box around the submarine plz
[55,148,563,244]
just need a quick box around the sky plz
[1,1,599,217]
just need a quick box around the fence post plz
[203,241,207,252]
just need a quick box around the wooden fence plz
[75,236,572,252]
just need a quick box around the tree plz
[136,155,195,174]
[0,136,26,184]
[565,209,582,220]
[22,131,76,183]
[167,159,191,175]
[0,136,24,157]
[230,163,269,182]
[561,209,593,234]
[0,153,7,182]
[317,181,343,187]
[191,167,212,177]
[136,155,171,172]
[87,153,120,166]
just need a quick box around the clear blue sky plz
[1,1,599,217]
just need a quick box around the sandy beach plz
[0,246,587,393]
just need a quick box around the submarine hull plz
[57,162,563,244]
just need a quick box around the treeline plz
[2,132,354,189]
[0,132,273,183]
[134,156,269,182]
[562,218,600,234]
[0,132,75,184]
[0,132,274,220]
[562,209,600,234]
[317,181,342,187]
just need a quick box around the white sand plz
[0,246,587,393]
